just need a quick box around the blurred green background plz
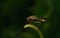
[0,0,60,38]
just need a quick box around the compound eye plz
[27,16,38,22]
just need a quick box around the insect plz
[27,16,47,23]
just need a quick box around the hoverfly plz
[27,16,47,23]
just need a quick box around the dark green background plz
[0,0,60,38]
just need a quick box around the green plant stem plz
[44,0,54,18]
[24,24,43,38]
